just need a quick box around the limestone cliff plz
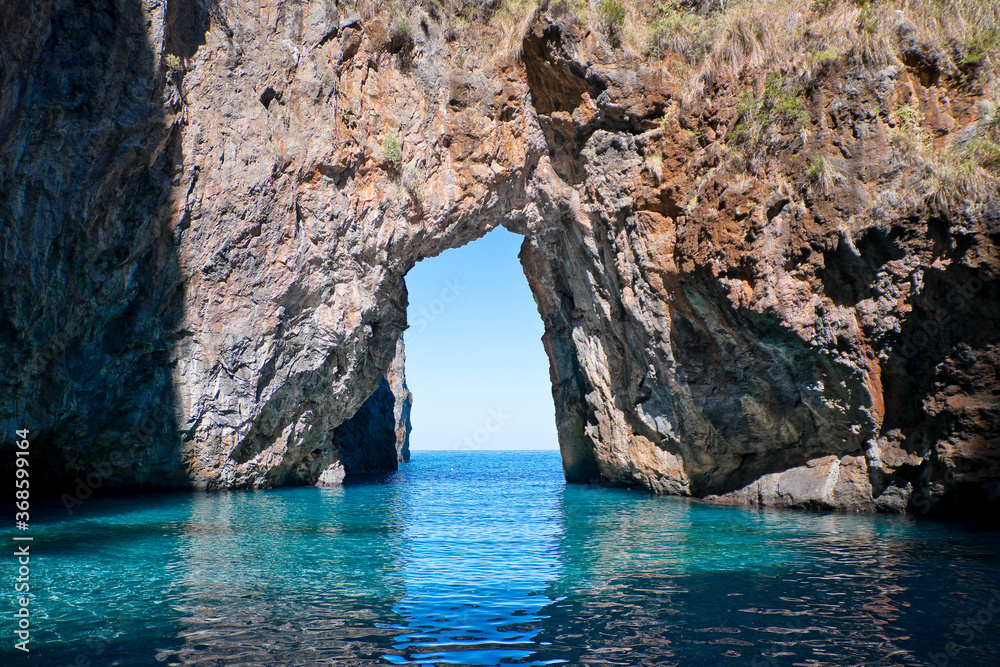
[2,0,998,517]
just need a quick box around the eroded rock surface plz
[2,1,997,517]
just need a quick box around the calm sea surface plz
[5,450,1000,666]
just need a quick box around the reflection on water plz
[530,486,957,665]
[386,452,562,665]
[4,451,1000,666]
[168,485,408,666]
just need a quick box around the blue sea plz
[4,450,1000,666]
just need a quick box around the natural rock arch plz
[3,1,997,518]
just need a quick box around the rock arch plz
[3,2,997,518]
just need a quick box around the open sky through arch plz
[403,227,559,451]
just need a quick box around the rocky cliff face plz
[2,0,998,517]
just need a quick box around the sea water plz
[4,450,1000,666]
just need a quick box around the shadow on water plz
[343,470,404,486]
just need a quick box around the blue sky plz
[403,228,559,451]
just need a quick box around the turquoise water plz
[4,450,1000,666]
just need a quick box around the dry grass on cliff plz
[341,0,1000,97]
[343,0,1000,81]
[610,0,1000,212]
[494,0,543,62]
[921,104,1000,213]
[345,0,545,61]
[339,0,1000,214]
[611,0,1000,99]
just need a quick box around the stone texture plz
[1,2,998,517]
[327,336,411,484]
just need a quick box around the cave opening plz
[402,227,559,455]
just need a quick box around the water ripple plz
[4,451,1000,666]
